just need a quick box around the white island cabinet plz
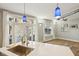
[0,41,74,56]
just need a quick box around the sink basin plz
[7,45,33,56]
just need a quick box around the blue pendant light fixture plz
[22,15,26,22]
[55,3,61,18]
[22,3,27,22]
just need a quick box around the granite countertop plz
[0,41,74,56]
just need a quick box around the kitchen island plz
[0,41,74,56]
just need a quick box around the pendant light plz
[22,3,27,22]
[55,3,61,18]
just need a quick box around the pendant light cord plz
[57,3,59,7]
[24,3,25,16]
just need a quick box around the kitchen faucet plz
[21,34,29,46]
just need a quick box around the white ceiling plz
[0,3,79,19]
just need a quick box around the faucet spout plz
[21,34,28,46]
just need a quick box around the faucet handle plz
[26,40,29,46]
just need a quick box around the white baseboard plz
[55,37,79,42]
[43,39,52,42]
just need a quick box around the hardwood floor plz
[44,39,79,56]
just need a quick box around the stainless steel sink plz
[7,45,33,56]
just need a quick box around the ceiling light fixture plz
[55,3,61,19]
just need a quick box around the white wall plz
[54,12,79,41]
[0,10,3,47]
